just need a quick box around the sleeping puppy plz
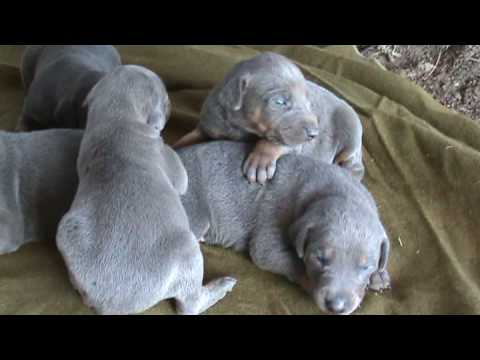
[0,129,82,255]
[179,141,390,315]
[56,65,236,315]
[18,45,121,131]
[173,52,364,184]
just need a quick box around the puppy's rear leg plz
[334,149,365,180]
[172,128,207,150]
[176,277,237,315]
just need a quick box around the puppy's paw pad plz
[369,271,391,292]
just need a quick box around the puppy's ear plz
[289,216,312,259]
[377,237,390,272]
[368,236,392,292]
[218,73,252,111]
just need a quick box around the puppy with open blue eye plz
[178,141,390,315]
[174,52,364,184]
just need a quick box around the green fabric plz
[1,45,479,315]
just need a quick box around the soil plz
[357,45,480,121]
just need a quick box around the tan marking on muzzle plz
[254,139,285,159]
[250,106,272,135]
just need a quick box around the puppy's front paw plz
[242,140,286,185]
[368,270,391,292]
[243,150,278,185]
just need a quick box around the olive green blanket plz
[0,45,479,315]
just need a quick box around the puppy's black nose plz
[325,297,346,314]
[305,127,319,140]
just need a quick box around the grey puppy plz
[18,45,122,131]
[0,129,82,255]
[56,65,236,315]
[179,141,390,315]
[174,52,364,184]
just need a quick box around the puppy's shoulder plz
[307,81,356,113]
[179,141,252,165]
[279,155,361,192]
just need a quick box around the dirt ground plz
[358,45,480,121]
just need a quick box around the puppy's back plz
[179,140,375,213]
[57,65,195,315]
[0,130,82,253]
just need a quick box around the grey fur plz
[179,141,389,315]
[56,65,236,315]
[174,52,365,184]
[0,129,82,255]
[18,45,122,131]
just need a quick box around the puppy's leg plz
[174,235,237,315]
[172,128,208,150]
[243,140,291,185]
[161,146,189,195]
[334,149,365,180]
[249,227,306,285]
[176,277,237,315]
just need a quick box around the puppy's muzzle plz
[315,289,360,315]
[302,113,319,140]
[304,126,320,140]
[325,296,348,314]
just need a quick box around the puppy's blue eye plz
[271,96,288,107]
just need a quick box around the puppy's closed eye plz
[314,255,330,268]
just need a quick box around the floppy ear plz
[289,214,312,259]
[377,237,390,272]
[368,236,392,292]
[161,146,189,195]
[218,73,252,111]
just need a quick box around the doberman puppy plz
[174,52,364,184]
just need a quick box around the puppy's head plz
[290,197,390,315]
[218,52,318,146]
[84,65,171,132]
